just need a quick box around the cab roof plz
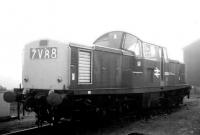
[93,31,165,50]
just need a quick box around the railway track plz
[2,125,51,135]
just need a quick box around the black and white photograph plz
[0,0,200,135]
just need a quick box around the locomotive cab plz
[93,31,167,90]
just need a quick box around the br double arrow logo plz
[154,67,160,78]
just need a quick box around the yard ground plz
[104,96,200,135]
[0,113,35,134]
[1,95,200,135]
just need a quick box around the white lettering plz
[44,49,50,59]
[38,49,43,59]
[31,49,36,59]
[30,47,57,59]
[51,48,57,58]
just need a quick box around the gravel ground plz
[102,96,200,135]
[0,113,36,134]
[1,96,200,135]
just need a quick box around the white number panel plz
[30,47,57,59]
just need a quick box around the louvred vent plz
[78,50,92,83]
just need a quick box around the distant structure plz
[183,39,200,87]
[0,86,10,120]
[0,85,7,91]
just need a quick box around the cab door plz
[122,33,143,88]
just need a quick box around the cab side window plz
[163,48,168,62]
[123,33,142,57]
[143,42,160,60]
[93,31,123,49]
[158,47,168,62]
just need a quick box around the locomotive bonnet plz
[4,31,191,125]
[23,40,70,90]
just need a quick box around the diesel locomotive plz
[4,31,191,124]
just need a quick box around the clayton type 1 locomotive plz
[4,31,191,124]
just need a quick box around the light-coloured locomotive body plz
[22,40,70,90]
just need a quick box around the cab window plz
[163,48,168,62]
[123,33,142,57]
[143,42,160,60]
[93,31,123,49]
[159,47,168,62]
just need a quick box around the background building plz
[183,39,200,87]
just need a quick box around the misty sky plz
[0,0,200,89]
